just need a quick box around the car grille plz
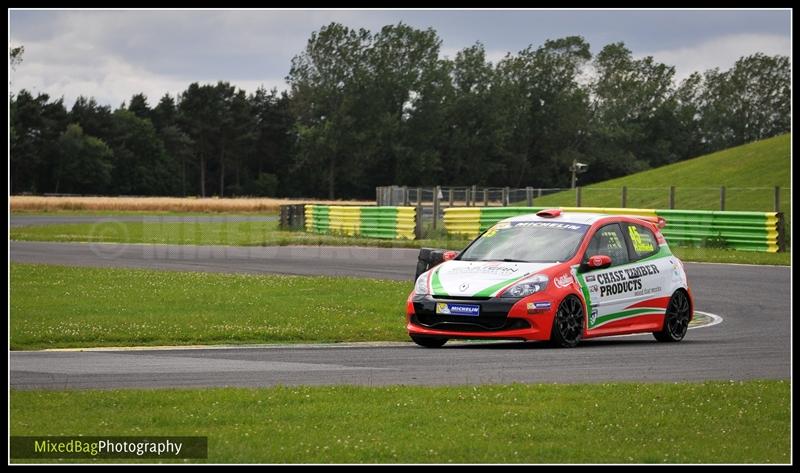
[412,301,529,332]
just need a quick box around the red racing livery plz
[407,210,693,348]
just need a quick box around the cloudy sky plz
[8,9,792,108]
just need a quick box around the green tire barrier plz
[444,206,784,252]
[305,205,416,240]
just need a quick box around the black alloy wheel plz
[550,295,584,348]
[653,290,691,342]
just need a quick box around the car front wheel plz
[550,295,584,348]
[410,335,448,348]
[653,290,691,342]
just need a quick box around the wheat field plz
[10,196,372,213]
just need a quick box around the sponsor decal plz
[585,274,596,282]
[526,301,552,313]
[511,221,587,231]
[458,282,470,292]
[590,308,598,325]
[553,273,574,289]
[596,264,660,297]
[447,263,520,277]
[436,303,480,316]
[588,284,599,294]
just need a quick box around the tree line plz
[10,23,791,199]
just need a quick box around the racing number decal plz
[628,225,654,253]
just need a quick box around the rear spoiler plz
[634,216,666,229]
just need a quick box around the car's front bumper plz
[406,294,557,341]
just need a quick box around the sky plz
[8,9,792,109]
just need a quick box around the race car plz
[407,209,693,348]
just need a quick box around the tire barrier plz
[305,205,416,240]
[443,206,784,252]
[279,204,307,230]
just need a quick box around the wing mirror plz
[580,254,612,272]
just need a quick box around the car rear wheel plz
[653,290,691,342]
[410,335,448,348]
[550,295,584,348]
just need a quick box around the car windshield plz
[458,221,590,263]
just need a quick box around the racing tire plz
[410,335,448,348]
[653,290,691,342]
[550,295,585,348]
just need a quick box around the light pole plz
[570,159,588,189]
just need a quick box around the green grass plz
[10,380,790,463]
[9,216,790,265]
[10,217,471,250]
[11,264,411,350]
[531,134,790,212]
[670,247,790,266]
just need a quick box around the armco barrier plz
[443,206,784,252]
[305,205,416,240]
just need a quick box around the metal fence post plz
[503,187,510,206]
[403,186,409,206]
[774,186,780,212]
[720,186,726,211]
[471,185,477,207]
[449,188,454,207]
[621,186,627,208]
[483,188,489,207]
[576,187,582,207]
[669,186,675,209]
[416,187,422,206]
[433,185,440,231]
[526,187,533,207]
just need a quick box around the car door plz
[619,221,674,317]
[577,223,633,330]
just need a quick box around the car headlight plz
[502,274,548,298]
[415,272,429,295]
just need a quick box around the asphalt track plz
[9,241,791,390]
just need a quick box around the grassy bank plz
[11,264,410,350]
[10,380,790,463]
[531,134,791,212]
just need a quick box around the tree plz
[287,22,372,199]
[10,90,69,193]
[249,87,294,196]
[698,53,790,150]
[127,93,151,120]
[106,109,174,195]
[363,23,449,191]
[9,45,24,69]
[178,83,219,197]
[53,124,113,194]
[588,42,677,182]
[69,96,115,143]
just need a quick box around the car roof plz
[501,212,611,225]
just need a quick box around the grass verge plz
[11,264,410,350]
[10,196,370,213]
[10,380,790,463]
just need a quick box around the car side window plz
[583,224,630,267]
[625,223,659,260]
